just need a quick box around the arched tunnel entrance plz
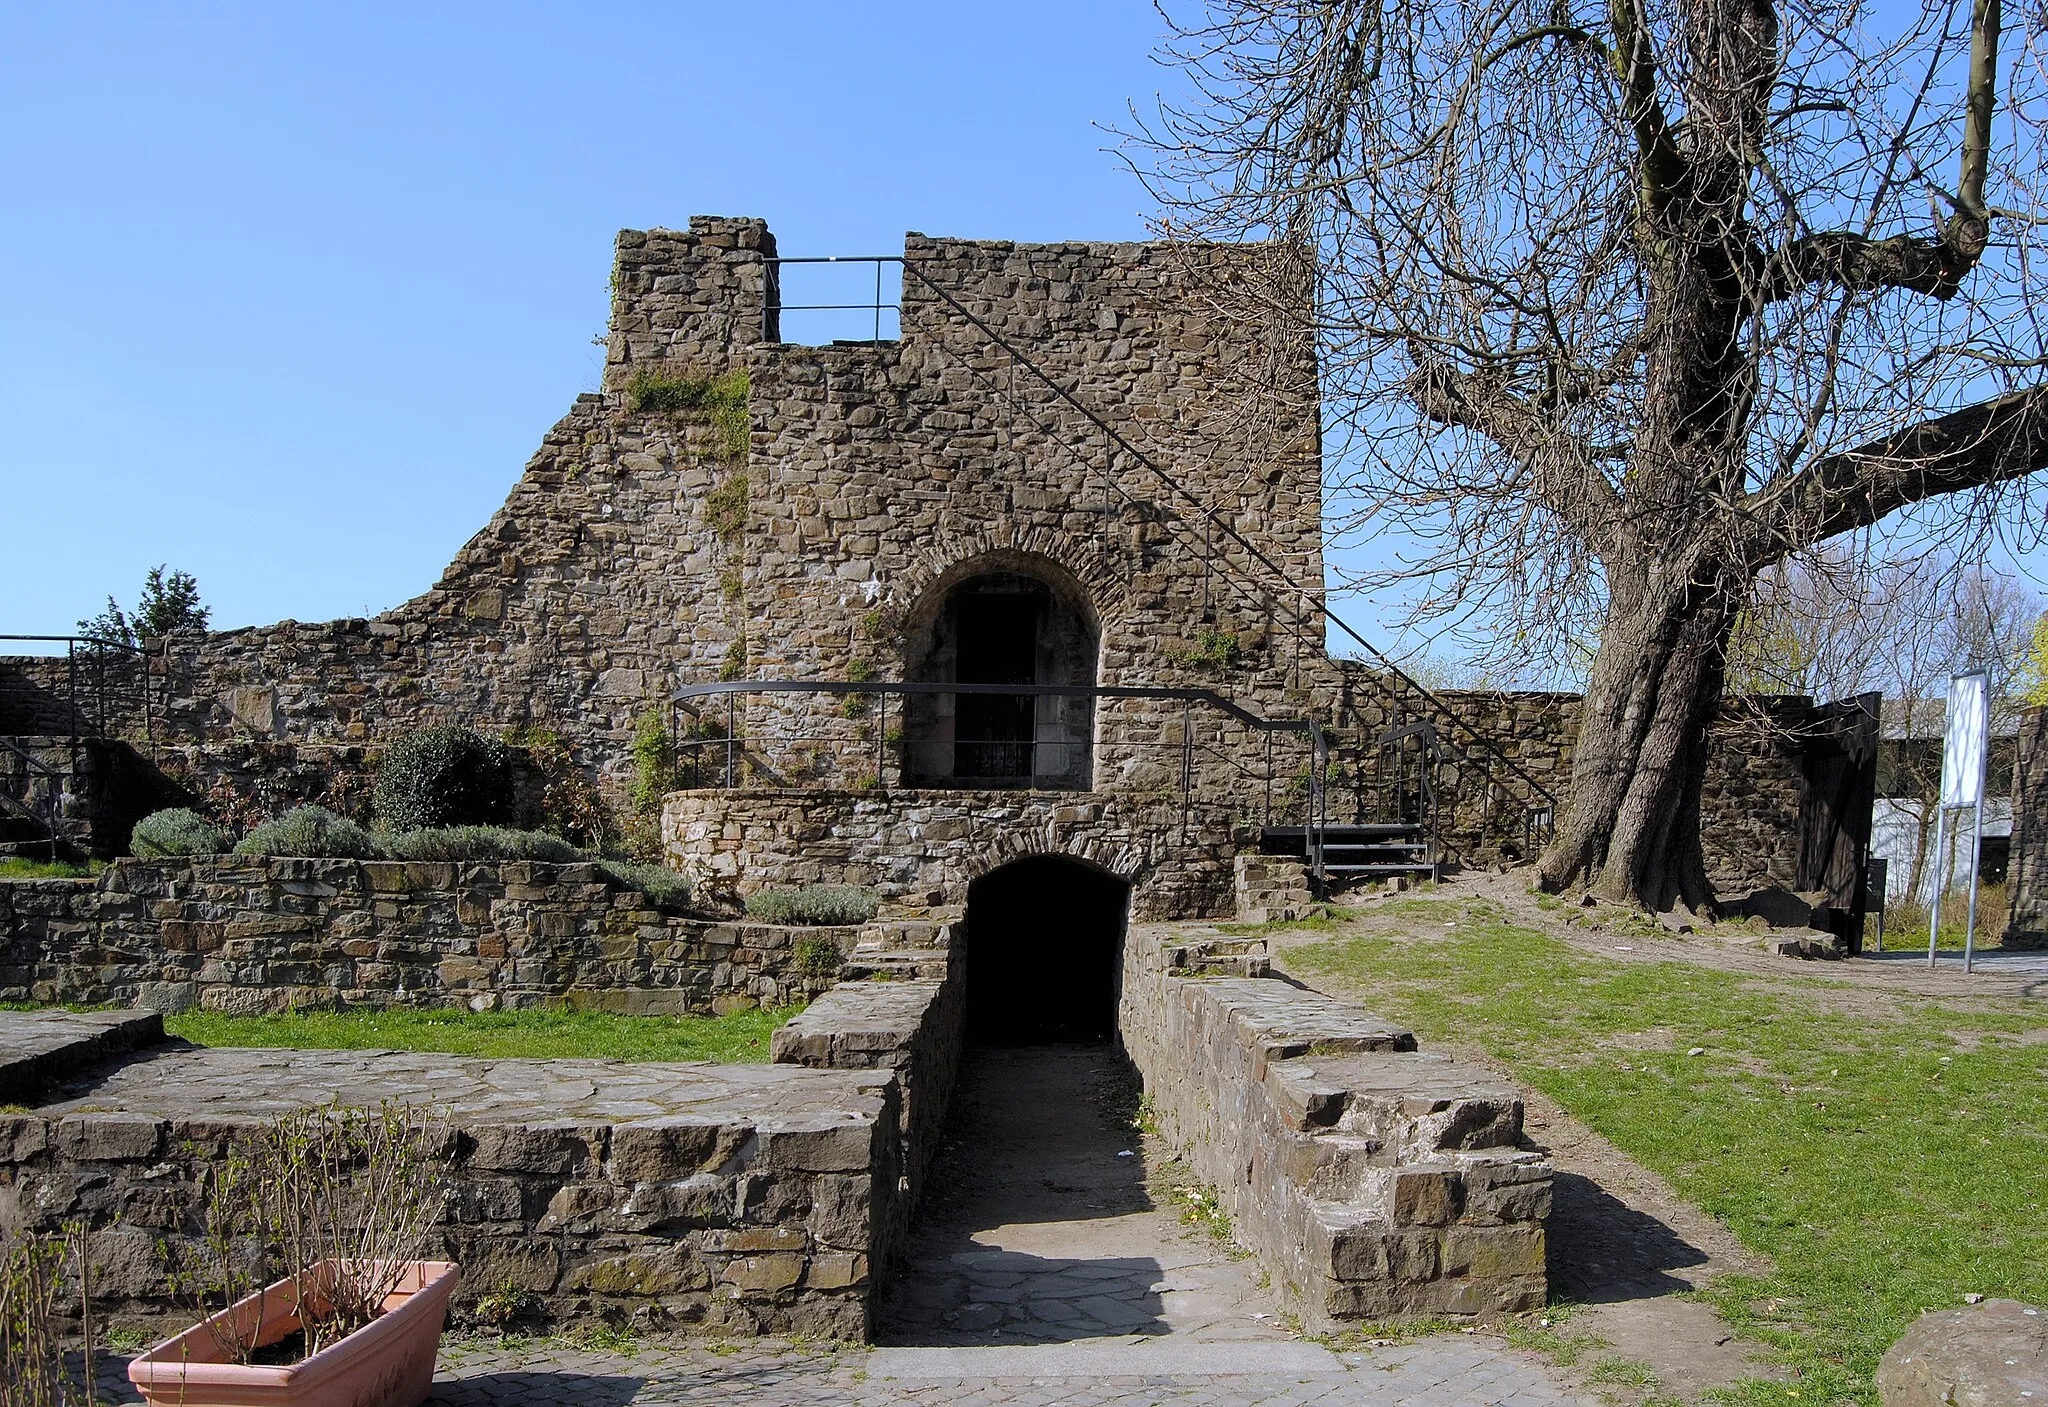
[964,855,1130,1044]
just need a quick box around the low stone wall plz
[664,787,1240,919]
[0,857,857,1014]
[1118,925,1549,1322]
[2,1018,901,1338]
[771,925,965,1256]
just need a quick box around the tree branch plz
[1744,384,2048,558]
[1759,223,1991,301]
[1405,354,1625,546]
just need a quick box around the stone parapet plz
[4,1045,900,1339]
[0,856,848,1014]
[664,787,1240,919]
[1118,926,1550,1323]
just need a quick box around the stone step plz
[840,949,951,981]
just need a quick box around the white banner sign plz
[1939,671,1990,808]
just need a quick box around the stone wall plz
[2,1013,902,1338]
[114,219,1322,799]
[0,652,152,738]
[0,737,182,859]
[1118,926,1550,1323]
[772,927,965,1265]
[2005,705,2048,948]
[0,857,856,1014]
[1370,677,1839,895]
[663,787,1241,918]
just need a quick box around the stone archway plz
[963,854,1131,1044]
[901,554,1099,790]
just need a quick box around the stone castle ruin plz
[0,217,1925,1337]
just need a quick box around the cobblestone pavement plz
[415,1335,1594,1406]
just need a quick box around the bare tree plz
[1728,551,2038,700]
[1135,0,2048,908]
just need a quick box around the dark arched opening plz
[903,559,1099,790]
[964,855,1130,1044]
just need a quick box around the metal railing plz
[670,680,1330,882]
[0,634,156,741]
[752,253,1558,859]
[762,256,901,344]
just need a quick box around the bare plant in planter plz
[1,1224,97,1407]
[132,1102,457,1407]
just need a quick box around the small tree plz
[134,565,209,638]
[76,565,209,647]
[74,596,135,650]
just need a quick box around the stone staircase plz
[837,911,959,982]
[1233,852,1315,923]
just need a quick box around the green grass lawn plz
[0,857,98,879]
[162,1002,802,1063]
[1280,896,2048,1407]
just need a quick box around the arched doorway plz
[964,855,1131,1043]
[903,559,1099,790]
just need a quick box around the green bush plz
[792,935,844,977]
[384,826,583,863]
[745,884,879,927]
[131,807,232,858]
[374,727,515,832]
[597,859,692,912]
[234,806,382,860]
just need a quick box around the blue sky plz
[0,3,1189,638]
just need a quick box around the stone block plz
[1440,1222,1545,1280]
[57,1113,163,1162]
[1389,1167,1464,1227]
[463,1123,594,1175]
[758,1121,875,1174]
[609,1120,743,1182]
[805,1251,868,1290]
[718,1252,806,1295]
[1877,1299,2046,1407]
[567,1247,708,1295]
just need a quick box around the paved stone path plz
[415,1335,1594,1406]
[878,1046,1288,1346]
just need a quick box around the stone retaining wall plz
[0,857,854,1013]
[664,787,1239,919]
[1117,926,1550,1322]
[2,1023,902,1338]
[771,928,965,1254]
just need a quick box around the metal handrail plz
[0,734,67,861]
[751,252,1559,834]
[671,678,1330,888]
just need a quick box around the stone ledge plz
[0,1008,164,1104]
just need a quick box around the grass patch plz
[0,857,98,880]
[1284,905,2048,1406]
[163,1003,802,1063]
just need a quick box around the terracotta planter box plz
[128,1260,460,1407]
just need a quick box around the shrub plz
[131,807,232,858]
[745,884,879,927]
[383,826,584,863]
[234,806,382,859]
[374,726,515,832]
[598,859,692,912]
[631,708,677,814]
[792,935,844,977]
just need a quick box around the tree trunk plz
[1538,558,1742,909]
